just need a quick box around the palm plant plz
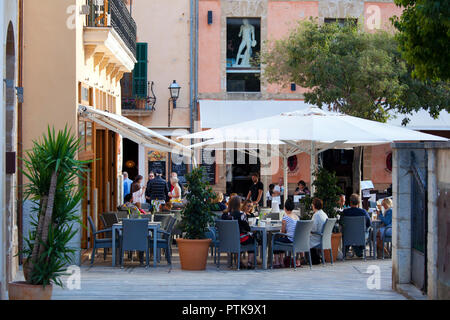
[21,126,90,287]
[180,167,216,239]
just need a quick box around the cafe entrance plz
[226,150,260,197]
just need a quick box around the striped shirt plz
[283,214,298,242]
[145,176,169,201]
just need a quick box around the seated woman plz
[294,180,310,196]
[119,194,141,215]
[228,196,256,269]
[310,198,329,263]
[241,199,256,218]
[376,198,393,256]
[273,199,300,268]
[212,192,227,212]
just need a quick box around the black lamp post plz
[168,80,181,127]
[169,80,181,108]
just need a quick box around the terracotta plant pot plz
[324,233,342,263]
[177,238,212,271]
[8,281,53,300]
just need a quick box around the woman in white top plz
[310,198,328,249]
[131,175,146,209]
[168,176,182,201]
[273,199,300,268]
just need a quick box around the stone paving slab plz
[46,251,405,300]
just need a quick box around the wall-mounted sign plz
[171,160,187,185]
[287,155,300,176]
[201,149,216,185]
[148,150,167,178]
[386,152,392,172]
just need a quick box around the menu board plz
[201,149,216,185]
[148,150,167,178]
[171,161,187,185]
[148,161,166,178]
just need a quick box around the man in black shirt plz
[246,172,264,207]
[145,169,169,206]
[341,193,372,257]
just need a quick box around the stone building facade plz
[197,0,404,197]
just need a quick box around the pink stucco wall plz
[198,0,221,94]
[266,1,318,94]
[368,144,392,186]
[364,2,403,32]
[272,153,312,185]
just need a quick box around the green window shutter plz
[133,43,148,98]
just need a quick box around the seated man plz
[119,194,141,215]
[342,193,371,258]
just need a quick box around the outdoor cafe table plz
[371,220,383,260]
[111,221,161,267]
[251,223,282,269]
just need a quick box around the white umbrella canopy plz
[181,107,447,197]
[183,107,446,143]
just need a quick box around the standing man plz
[123,172,133,200]
[246,172,264,207]
[145,169,169,207]
[145,171,155,204]
[273,177,284,209]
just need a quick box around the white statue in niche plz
[234,19,257,67]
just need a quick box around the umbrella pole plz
[283,156,288,206]
[310,141,316,194]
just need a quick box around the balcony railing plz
[122,81,156,113]
[87,0,137,58]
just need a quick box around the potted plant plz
[177,167,215,271]
[9,127,88,300]
[302,168,343,262]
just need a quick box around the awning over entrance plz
[78,105,193,157]
[199,100,315,129]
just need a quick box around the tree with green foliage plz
[21,126,90,287]
[180,167,216,239]
[392,0,450,81]
[301,168,343,221]
[263,19,449,193]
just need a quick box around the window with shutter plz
[132,42,148,98]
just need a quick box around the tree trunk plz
[29,195,48,275]
[38,171,58,257]
[352,147,363,195]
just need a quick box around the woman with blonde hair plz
[376,198,393,257]
[213,192,227,212]
[168,176,182,201]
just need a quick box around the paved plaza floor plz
[38,248,406,300]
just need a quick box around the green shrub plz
[180,167,216,239]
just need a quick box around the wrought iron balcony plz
[87,0,137,58]
[121,81,157,116]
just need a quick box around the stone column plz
[391,144,413,288]
[426,147,438,299]
[138,145,146,178]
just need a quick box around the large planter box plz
[324,233,342,263]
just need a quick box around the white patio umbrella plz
[181,107,448,197]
